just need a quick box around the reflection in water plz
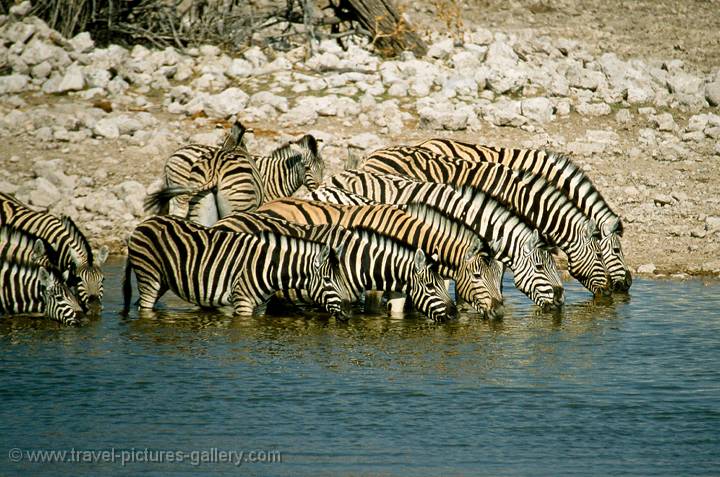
[1,260,719,477]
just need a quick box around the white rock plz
[93,118,120,139]
[480,98,526,127]
[615,108,632,124]
[485,40,518,68]
[418,101,471,131]
[189,130,224,147]
[485,66,526,94]
[567,65,606,91]
[706,216,720,233]
[576,102,611,116]
[28,178,61,208]
[113,180,146,216]
[248,91,288,112]
[9,1,32,17]
[667,71,704,96]
[3,21,35,44]
[202,87,249,118]
[34,160,76,190]
[637,263,656,274]
[348,133,384,151]
[427,38,455,59]
[0,74,29,94]
[626,83,654,104]
[19,37,55,65]
[706,81,720,107]
[279,105,318,127]
[243,46,267,68]
[651,112,676,132]
[586,129,620,145]
[30,61,51,79]
[54,65,85,92]
[199,44,220,57]
[69,31,94,53]
[521,97,554,123]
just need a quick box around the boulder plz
[28,178,62,208]
[93,118,120,139]
[706,81,720,107]
[56,65,85,92]
[521,97,554,123]
[427,38,455,59]
[651,112,677,132]
[576,102,612,116]
[202,87,249,118]
[69,31,94,53]
[637,263,656,274]
[0,74,29,94]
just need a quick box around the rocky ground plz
[0,0,719,278]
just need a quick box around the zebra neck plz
[256,153,304,201]
[0,264,45,314]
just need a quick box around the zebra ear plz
[95,246,109,266]
[601,218,619,236]
[332,243,344,261]
[314,244,331,270]
[585,220,599,240]
[464,237,487,261]
[31,239,46,262]
[413,248,427,272]
[38,267,52,288]
[523,229,540,254]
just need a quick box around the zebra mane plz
[60,215,93,265]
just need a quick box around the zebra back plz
[309,186,377,205]
[417,137,631,291]
[255,134,324,201]
[362,148,609,296]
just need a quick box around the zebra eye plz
[534,264,544,272]
[613,247,621,254]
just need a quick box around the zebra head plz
[512,229,565,310]
[292,134,324,191]
[39,267,81,325]
[307,243,353,320]
[75,246,108,312]
[407,249,458,322]
[454,239,505,319]
[566,220,611,296]
[220,120,250,153]
[599,218,632,292]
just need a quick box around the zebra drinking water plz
[214,211,457,320]
[0,226,81,325]
[416,137,632,291]
[0,193,107,311]
[326,171,565,309]
[362,147,610,297]
[123,215,351,318]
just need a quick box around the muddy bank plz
[0,2,719,278]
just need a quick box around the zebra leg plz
[135,275,168,309]
[364,290,384,313]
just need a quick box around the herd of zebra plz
[0,119,632,325]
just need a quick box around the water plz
[1,259,719,476]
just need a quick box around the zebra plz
[0,226,81,325]
[0,194,106,310]
[417,137,632,291]
[308,187,505,317]
[145,148,265,226]
[255,134,325,201]
[255,199,504,318]
[162,120,250,218]
[309,186,377,205]
[215,211,458,321]
[362,147,610,297]
[327,170,565,309]
[123,215,351,318]
[164,120,250,192]
[60,216,108,309]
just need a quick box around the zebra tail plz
[143,186,191,214]
[122,257,133,315]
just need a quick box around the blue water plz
[1,260,719,476]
